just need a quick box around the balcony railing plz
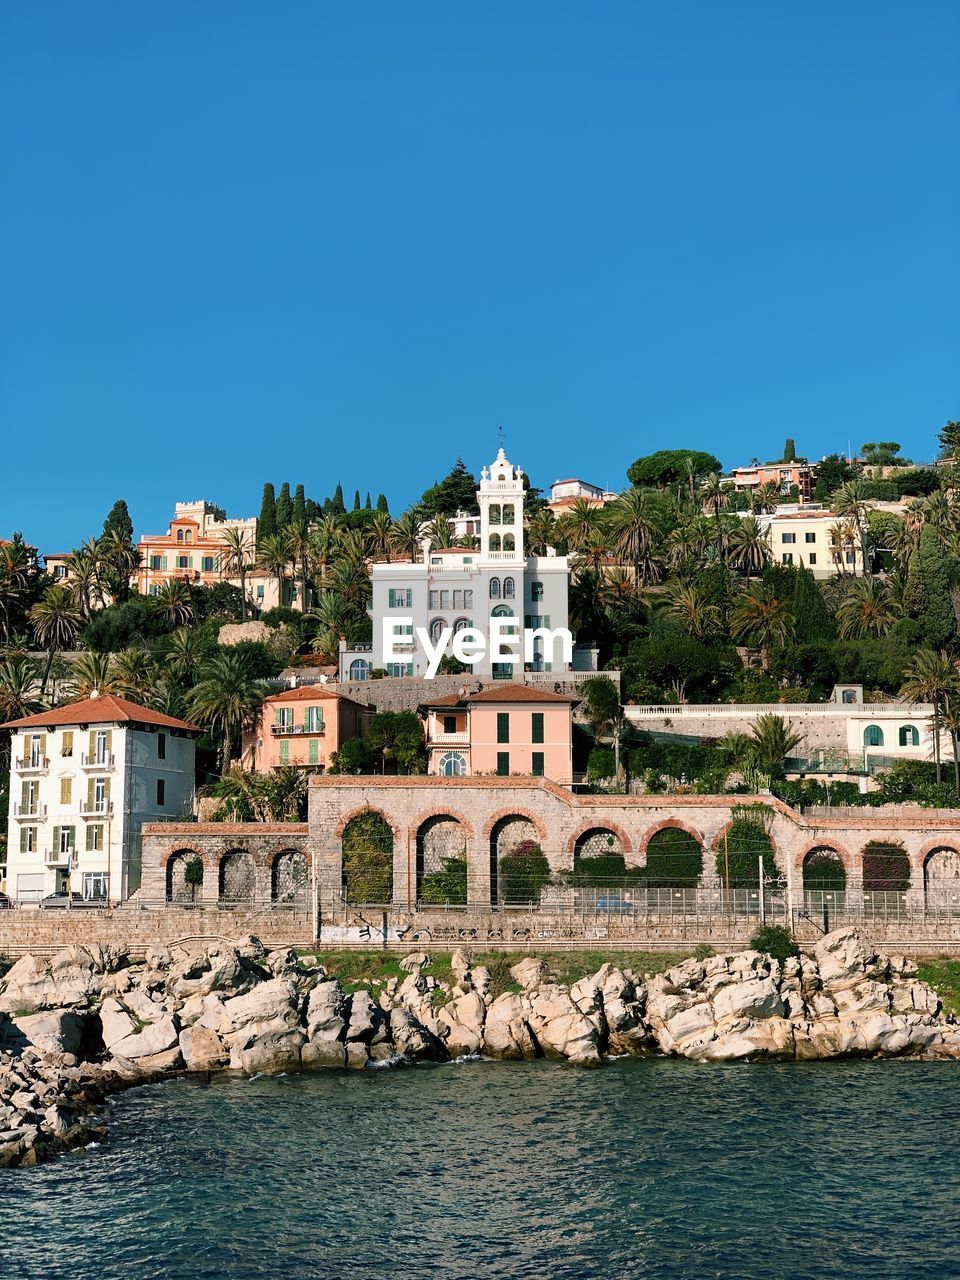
[81,752,115,769]
[432,730,470,744]
[270,724,325,737]
[13,803,46,820]
[44,849,72,868]
[80,800,113,817]
[15,756,49,774]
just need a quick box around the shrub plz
[342,811,394,903]
[183,857,204,901]
[498,842,552,905]
[751,924,799,964]
[716,806,779,889]
[643,827,703,887]
[568,852,640,888]
[420,857,468,905]
[862,840,910,893]
[693,943,714,961]
[802,851,846,891]
[587,746,616,782]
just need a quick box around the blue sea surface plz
[1,1057,958,1280]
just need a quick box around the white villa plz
[2,692,199,904]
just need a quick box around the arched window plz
[503,577,515,599]
[185,530,193,543]
[349,659,370,681]
[489,533,501,552]
[439,752,467,777]
[502,504,515,524]
[489,504,502,525]
[863,725,884,747]
[489,577,501,598]
[899,725,919,747]
[429,617,445,643]
[503,534,516,552]
[492,604,515,635]
[176,529,184,542]
[453,617,470,633]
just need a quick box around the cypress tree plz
[102,499,134,541]
[906,525,955,646]
[364,491,372,510]
[258,483,277,547]
[353,489,361,511]
[376,493,389,514]
[305,498,319,521]
[332,483,346,514]
[783,437,797,463]
[276,482,293,530]
[792,567,836,642]
[293,484,306,524]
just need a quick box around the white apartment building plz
[2,692,199,904]
[341,447,571,680]
[548,478,618,512]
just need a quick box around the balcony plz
[44,850,72,868]
[80,800,113,818]
[432,730,470,745]
[81,753,116,770]
[13,803,46,821]
[270,724,325,737]
[15,756,49,775]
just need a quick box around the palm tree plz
[728,517,770,576]
[187,650,265,774]
[68,650,116,699]
[308,513,344,588]
[337,528,368,572]
[562,499,606,558]
[526,508,558,557]
[366,510,393,562]
[660,583,721,639]
[753,480,781,514]
[153,578,193,627]
[747,713,805,777]
[0,655,44,722]
[112,646,158,702]
[425,515,455,549]
[29,584,84,693]
[218,527,254,620]
[389,511,424,562]
[0,538,34,642]
[730,584,792,663]
[161,627,207,686]
[832,480,871,574]
[65,546,105,619]
[607,489,660,585]
[287,519,312,612]
[900,649,959,786]
[598,566,643,610]
[99,528,140,602]
[836,578,900,639]
[256,529,295,610]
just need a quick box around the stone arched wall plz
[567,822,633,859]
[219,850,256,904]
[272,849,309,906]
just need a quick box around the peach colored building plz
[421,683,577,783]
[730,461,814,501]
[246,687,371,773]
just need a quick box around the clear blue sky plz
[2,2,957,551]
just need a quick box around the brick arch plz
[482,808,548,845]
[411,809,476,841]
[795,839,854,873]
[159,845,207,872]
[638,820,704,856]
[919,838,960,864]
[566,821,634,857]
[335,806,402,841]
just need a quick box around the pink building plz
[246,687,370,773]
[421,684,577,783]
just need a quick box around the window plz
[845,552,855,564]
[86,825,104,852]
[489,578,501,599]
[150,555,163,570]
[503,578,515,599]
[388,588,413,608]
[93,777,108,811]
[184,530,192,543]
[349,659,370,681]
[899,725,919,747]
[156,779,165,806]
[176,555,191,570]
[177,529,184,542]
[453,590,463,608]
[94,728,109,764]
[20,827,37,854]
[841,689,857,704]
[279,740,289,763]
[82,873,107,901]
[496,751,510,776]
[809,554,817,565]
[863,725,884,747]
[531,581,544,602]
[257,585,265,600]
[61,731,73,757]
[275,707,294,730]
[489,504,501,525]
[443,715,457,734]
[489,533,502,552]
[502,504,515,524]
[304,707,323,732]
[440,590,451,609]
[439,752,467,776]
[453,617,470,633]
[57,826,75,854]
[532,752,544,777]
[531,713,544,744]
[497,712,510,743]
[464,590,473,607]
[157,732,166,760]
[429,590,439,609]
[782,533,796,544]
[805,532,816,544]
[387,662,414,677]
[503,534,516,552]
[782,553,793,565]
[60,777,72,805]
[28,734,44,766]
[429,617,445,644]
[202,555,216,572]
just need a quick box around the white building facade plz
[342,448,571,681]
[2,693,198,904]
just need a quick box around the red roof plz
[266,686,367,710]
[1,692,200,733]
[467,683,578,704]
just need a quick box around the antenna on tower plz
[498,418,505,451]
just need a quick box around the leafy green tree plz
[275,482,293,531]
[29,584,83,693]
[352,489,361,511]
[420,857,468,904]
[747,713,804,777]
[813,454,857,503]
[329,737,374,774]
[861,442,904,466]
[366,710,426,774]
[938,420,960,460]
[900,647,959,785]
[791,568,836,642]
[257,483,277,546]
[186,650,265,775]
[342,811,393,903]
[643,827,703,887]
[905,525,954,646]
[183,857,204,902]
[716,808,778,889]
[418,459,479,516]
[102,499,134,542]
[627,449,723,491]
[498,841,551,904]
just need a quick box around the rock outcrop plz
[1,927,958,1166]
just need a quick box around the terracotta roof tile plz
[465,683,579,704]
[1,692,200,732]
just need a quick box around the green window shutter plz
[531,713,544,744]
[279,740,289,763]
[496,751,510,776]
[162,555,168,570]
[104,778,111,803]
[52,825,60,852]
[88,730,96,760]
[275,709,283,725]
[86,825,95,852]
[105,729,113,753]
[20,827,28,853]
[87,777,94,806]
[388,588,395,607]
[497,712,509,744]
[308,738,319,764]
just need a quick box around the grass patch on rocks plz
[916,958,960,1016]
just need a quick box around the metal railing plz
[81,752,115,768]
[15,756,48,772]
[79,800,113,817]
[12,803,46,820]
[270,724,325,736]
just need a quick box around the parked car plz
[38,892,103,910]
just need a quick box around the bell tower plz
[478,447,525,565]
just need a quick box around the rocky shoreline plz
[2,928,959,1168]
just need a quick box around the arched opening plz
[349,659,370,681]
[862,841,910,904]
[924,847,960,914]
[899,725,919,747]
[644,828,704,889]
[802,847,847,892]
[863,725,884,747]
[502,504,515,524]
[489,815,544,906]
[503,534,516,552]
[272,849,308,907]
[166,850,202,904]
[416,816,467,904]
[219,850,255,904]
[489,533,502,553]
[429,617,445,644]
[438,751,466,776]
[571,828,631,892]
[489,578,501,599]
[453,617,470,634]
[342,811,394,904]
[503,577,515,599]
[714,809,778,891]
[489,504,502,525]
